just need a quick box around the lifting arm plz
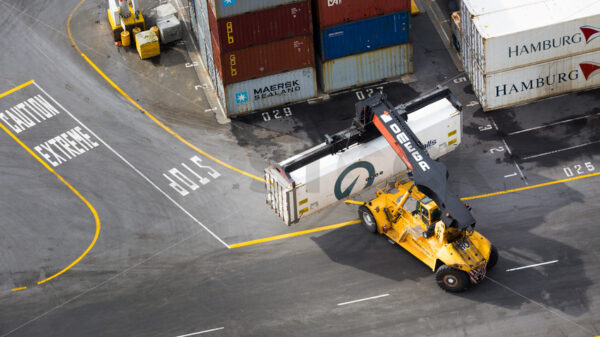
[354,89,475,231]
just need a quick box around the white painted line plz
[175,327,224,337]
[506,260,558,272]
[504,173,517,178]
[522,141,600,160]
[501,139,513,156]
[491,120,499,131]
[204,107,217,112]
[514,163,528,185]
[501,139,528,185]
[32,82,230,249]
[508,113,600,136]
[337,294,389,306]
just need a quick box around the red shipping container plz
[209,1,313,53]
[313,0,411,28]
[218,35,315,85]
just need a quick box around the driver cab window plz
[418,203,430,225]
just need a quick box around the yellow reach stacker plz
[351,90,497,292]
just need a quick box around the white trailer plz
[265,88,463,225]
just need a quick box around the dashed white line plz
[522,141,600,160]
[337,294,390,306]
[506,260,558,272]
[508,113,600,136]
[175,327,225,337]
[33,82,230,249]
[504,173,517,178]
[501,139,528,185]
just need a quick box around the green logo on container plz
[334,161,376,200]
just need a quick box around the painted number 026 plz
[262,107,292,122]
[563,162,595,177]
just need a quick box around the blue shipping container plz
[318,11,410,61]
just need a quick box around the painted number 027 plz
[563,162,595,177]
[356,87,384,101]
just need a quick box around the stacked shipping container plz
[461,0,600,111]
[313,0,413,93]
[189,0,317,117]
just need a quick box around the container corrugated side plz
[193,0,215,73]
[317,44,413,93]
[476,50,600,111]
[313,0,410,29]
[219,35,315,85]
[209,1,312,53]
[208,0,303,19]
[318,11,410,61]
[223,67,317,116]
[472,1,600,74]
[460,0,547,76]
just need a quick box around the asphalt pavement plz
[0,0,598,336]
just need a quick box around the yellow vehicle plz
[350,91,497,292]
[358,175,497,292]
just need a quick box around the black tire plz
[358,205,377,233]
[435,265,469,292]
[487,245,499,270]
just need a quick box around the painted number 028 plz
[563,162,595,177]
[262,107,292,122]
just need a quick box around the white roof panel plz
[474,0,600,38]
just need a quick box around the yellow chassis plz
[107,6,145,42]
[360,175,493,278]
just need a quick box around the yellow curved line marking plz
[67,0,264,182]
[11,286,27,292]
[0,80,101,288]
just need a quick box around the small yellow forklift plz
[353,90,498,292]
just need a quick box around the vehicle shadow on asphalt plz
[311,181,593,318]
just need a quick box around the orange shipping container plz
[215,35,315,85]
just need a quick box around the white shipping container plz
[317,44,413,93]
[472,0,600,74]
[460,0,547,71]
[265,98,462,225]
[475,49,600,111]
[223,67,317,117]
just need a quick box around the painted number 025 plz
[262,107,292,122]
[563,162,595,177]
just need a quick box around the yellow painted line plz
[461,171,600,201]
[233,172,600,249]
[230,220,361,249]
[67,1,264,183]
[0,83,101,288]
[11,286,27,292]
[0,80,34,99]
